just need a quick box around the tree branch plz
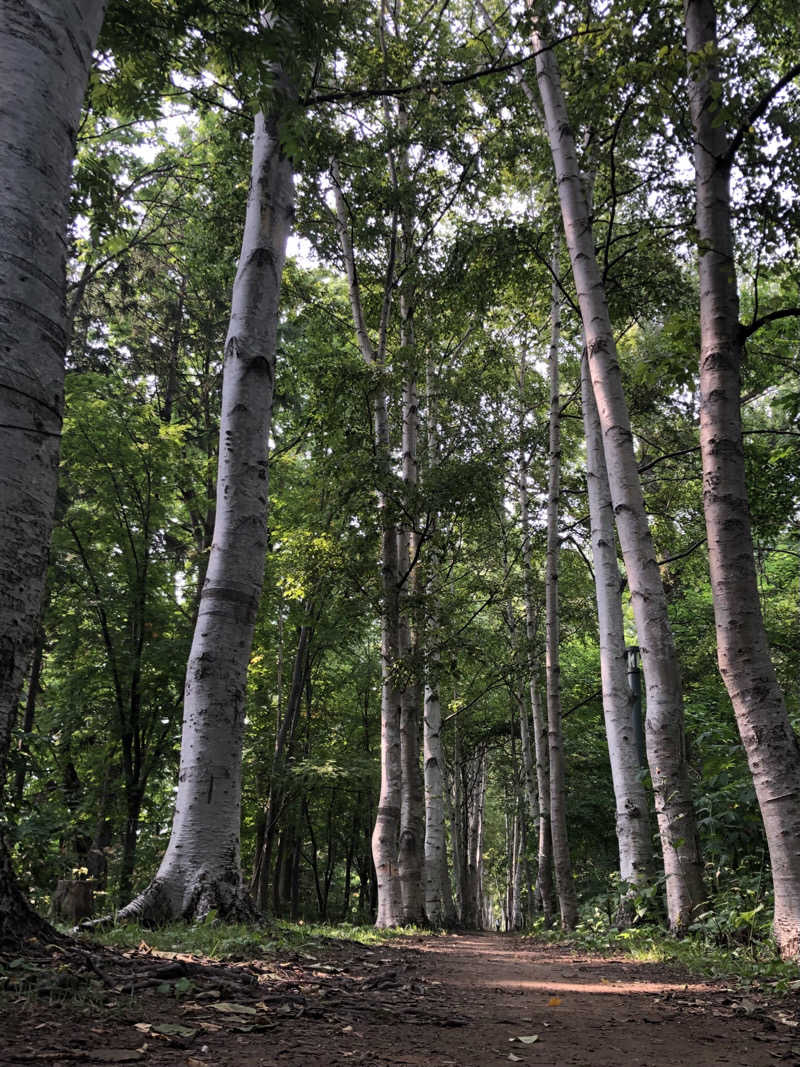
[724,62,800,167]
[740,306,800,339]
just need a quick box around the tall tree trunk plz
[115,108,294,924]
[543,242,578,928]
[398,369,425,922]
[684,0,800,958]
[0,0,107,944]
[332,160,403,927]
[395,93,425,924]
[532,682,554,924]
[529,2,704,929]
[581,352,652,902]
[422,359,450,926]
[446,739,464,923]
[517,357,553,922]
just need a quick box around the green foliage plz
[90,919,422,961]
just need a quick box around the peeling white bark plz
[685,0,800,958]
[0,0,107,938]
[118,110,294,922]
[581,352,652,896]
[543,241,578,929]
[529,2,704,929]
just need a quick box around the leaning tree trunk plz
[0,0,107,944]
[684,0,800,958]
[115,109,294,924]
[543,242,578,929]
[529,1,704,930]
[581,352,652,901]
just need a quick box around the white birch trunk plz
[117,110,294,922]
[422,360,450,926]
[0,0,107,939]
[529,2,704,929]
[543,242,578,928]
[684,0,800,958]
[398,368,425,923]
[518,366,554,922]
[580,352,652,896]
[446,742,464,922]
[511,811,524,930]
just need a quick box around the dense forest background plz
[2,0,799,957]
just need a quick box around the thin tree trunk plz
[532,682,554,924]
[332,160,403,927]
[251,623,311,910]
[12,618,46,807]
[684,0,800,958]
[517,356,553,922]
[581,352,652,903]
[115,107,294,924]
[0,0,107,944]
[529,2,704,929]
[445,745,463,923]
[422,358,450,927]
[544,239,578,929]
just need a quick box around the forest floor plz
[2,931,800,1066]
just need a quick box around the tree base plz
[84,873,263,931]
[0,835,57,949]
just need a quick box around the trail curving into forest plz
[2,933,798,1066]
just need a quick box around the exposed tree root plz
[81,872,262,931]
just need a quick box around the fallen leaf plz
[548,997,562,1007]
[211,1001,258,1016]
[509,1035,539,1045]
[152,1024,198,1038]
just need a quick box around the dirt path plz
[2,933,799,1066]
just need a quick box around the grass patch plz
[84,918,424,962]
[528,916,800,993]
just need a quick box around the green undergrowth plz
[529,907,800,994]
[87,918,425,962]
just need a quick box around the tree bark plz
[543,241,578,929]
[581,352,652,901]
[517,357,554,923]
[0,0,107,944]
[684,0,800,958]
[115,108,294,924]
[332,159,403,927]
[529,2,704,929]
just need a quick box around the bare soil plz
[2,932,799,1066]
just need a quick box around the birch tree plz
[331,159,404,926]
[580,352,652,902]
[0,0,108,941]
[527,0,704,929]
[684,0,800,957]
[543,241,578,928]
[116,104,295,923]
